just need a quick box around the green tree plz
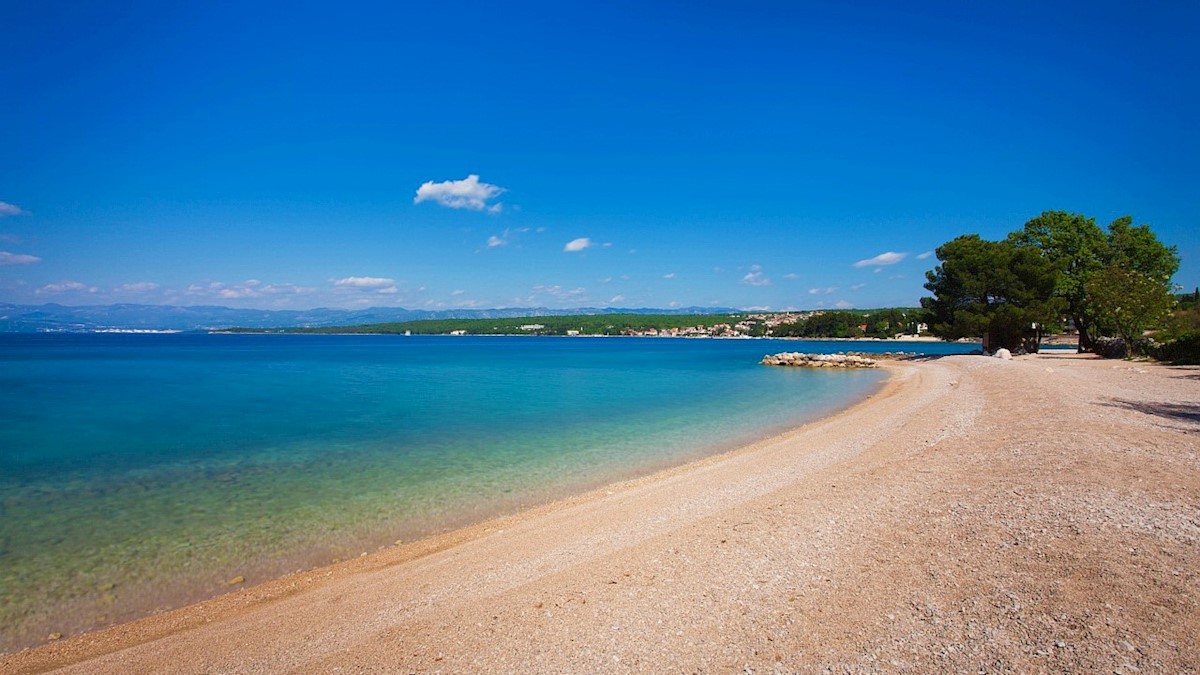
[1008,211,1107,351]
[1010,210,1179,351]
[1085,266,1176,356]
[921,235,1063,352]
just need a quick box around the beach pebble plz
[227,575,246,585]
[47,632,62,641]
[994,348,1012,360]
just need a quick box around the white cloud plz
[117,282,159,292]
[609,294,625,304]
[849,283,867,291]
[0,251,41,265]
[333,276,396,289]
[663,272,676,279]
[564,237,592,252]
[37,281,97,294]
[182,279,304,301]
[853,251,907,268]
[834,299,853,309]
[916,250,934,260]
[261,283,314,295]
[451,289,465,296]
[531,284,586,300]
[808,286,838,295]
[414,174,505,211]
[0,202,27,217]
[741,264,771,286]
[487,204,503,215]
[332,276,400,296]
[487,235,506,247]
[783,273,799,280]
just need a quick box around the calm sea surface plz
[0,333,975,651]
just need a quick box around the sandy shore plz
[4,353,1198,673]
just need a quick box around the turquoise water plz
[0,334,973,651]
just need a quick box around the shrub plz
[1151,330,1200,365]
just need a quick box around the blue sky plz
[2,1,1197,311]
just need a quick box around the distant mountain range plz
[0,303,743,333]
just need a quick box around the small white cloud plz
[834,299,853,309]
[333,276,399,295]
[261,283,314,295]
[598,277,613,283]
[531,284,586,300]
[808,286,838,295]
[333,276,396,289]
[37,281,97,294]
[118,282,159,292]
[451,289,465,296]
[783,273,799,280]
[487,235,506,247]
[849,283,866,291]
[916,250,934,260]
[487,203,503,215]
[741,264,771,286]
[853,251,907,268]
[0,251,41,266]
[609,294,625,304]
[414,174,505,211]
[564,237,592,252]
[663,272,676,279]
[0,202,27,217]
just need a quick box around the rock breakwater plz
[760,352,878,368]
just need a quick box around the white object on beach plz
[994,348,1012,360]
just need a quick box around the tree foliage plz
[1008,211,1106,350]
[921,235,1064,352]
[769,308,916,339]
[1009,210,1179,351]
[1085,266,1176,356]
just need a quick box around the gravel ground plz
[4,352,1198,674]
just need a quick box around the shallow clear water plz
[0,333,974,650]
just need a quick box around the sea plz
[0,333,976,651]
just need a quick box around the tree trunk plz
[1075,316,1095,353]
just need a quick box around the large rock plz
[760,352,878,369]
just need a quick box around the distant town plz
[261,308,931,340]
